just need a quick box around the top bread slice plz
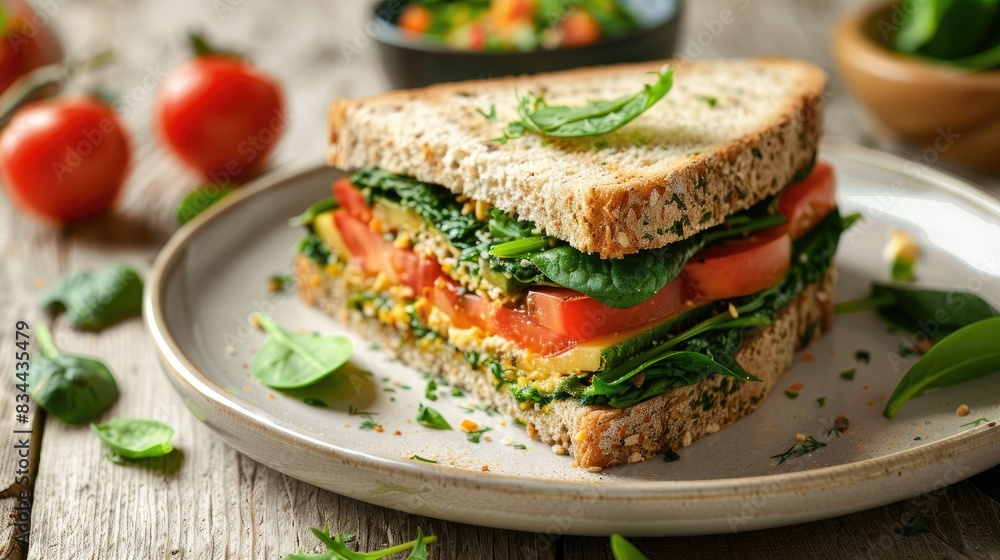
[328,58,827,258]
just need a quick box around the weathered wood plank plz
[563,476,1000,560]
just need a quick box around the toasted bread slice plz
[296,255,834,469]
[328,58,827,258]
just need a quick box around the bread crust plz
[296,255,835,469]
[328,58,827,258]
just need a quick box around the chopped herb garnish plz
[266,274,294,294]
[662,450,680,463]
[771,435,827,465]
[416,403,451,430]
[784,390,799,399]
[358,414,381,431]
[424,380,438,401]
[368,342,381,350]
[855,350,871,364]
[384,387,396,393]
[348,406,375,416]
[477,104,497,122]
[399,385,412,391]
[410,455,438,463]
[698,95,718,107]
[303,398,327,408]
[817,396,827,407]
[895,515,931,536]
[512,444,527,450]
[840,368,856,381]
[466,427,492,443]
[960,417,989,428]
[283,525,437,560]
[450,388,464,397]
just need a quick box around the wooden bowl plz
[833,2,1000,173]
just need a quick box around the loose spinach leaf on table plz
[499,66,674,140]
[28,323,118,424]
[42,265,144,330]
[250,313,352,389]
[610,534,649,560]
[836,283,999,342]
[92,418,174,459]
[176,186,234,224]
[884,316,1000,418]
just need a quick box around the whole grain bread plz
[328,58,827,258]
[296,255,835,469]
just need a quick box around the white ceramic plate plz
[145,138,1000,536]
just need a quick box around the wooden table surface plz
[2,1,998,558]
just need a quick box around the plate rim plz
[144,137,1000,504]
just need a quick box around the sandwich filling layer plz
[295,163,853,411]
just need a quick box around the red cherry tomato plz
[560,9,602,48]
[0,0,63,95]
[399,4,433,34]
[0,97,131,224]
[154,55,284,183]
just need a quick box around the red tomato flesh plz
[333,178,372,223]
[683,231,792,301]
[431,278,496,331]
[775,162,836,239]
[526,277,684,339]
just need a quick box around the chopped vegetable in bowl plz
[396,0,642,51]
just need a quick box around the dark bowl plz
[371,0,684,89]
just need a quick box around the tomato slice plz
[525,277,685,339]
[332,177,372,223]
[431,278,495,331]
[775,162,836,239]
[494,305,577,356]
[684,231,791,301]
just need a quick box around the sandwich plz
[294,58,847,469]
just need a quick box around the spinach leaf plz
[501,66,674,140]
[884,316,1000,418]
[28,323,118,424]
[894,0,1000,69]
[42,265,144,331]
[176,186,233,225]
[530,246,678,309]
[416,403,452,430]
[290,197,338,227]
[250,313,352,389]
[610,534,649,560]
[91,418,174,459]
[836,283,998,342]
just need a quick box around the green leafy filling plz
[340,167,795,309]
